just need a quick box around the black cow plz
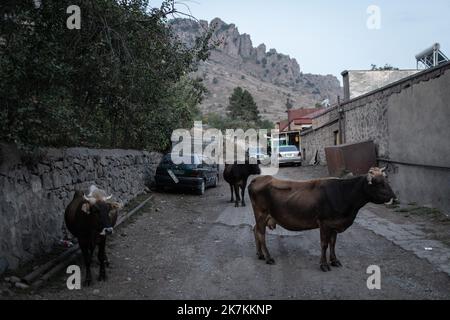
[64,186,121,285]
[248,167,396,271]
[223,163,261,207]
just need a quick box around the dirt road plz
[9,166,450,300]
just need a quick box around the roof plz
[303,108,329,120]
[287,108,320,123]
[277,108,327,131]
[277,120,289,132]
[293,119,313,125]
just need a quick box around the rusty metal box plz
[325,140,377,177]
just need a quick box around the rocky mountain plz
[170,18,342,122]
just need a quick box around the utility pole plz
[337,96,344,145]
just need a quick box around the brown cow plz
[65,186,122,285]
[248,167,395,271]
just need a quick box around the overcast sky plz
[151,0,450,81]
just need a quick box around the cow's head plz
[365,167,396,204]
[82,189,122,236]
[249,163,262,175]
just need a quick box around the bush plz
[0,0,212,152]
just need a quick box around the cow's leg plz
[319,223,331,272]
[253,226,264,260]
[229,184,235,203]
[79,240,92,286]
[240,180,247,207]
[256,219,274,264]
[234,182,241,207]
[329,230,342,267]
[97,236,107,281]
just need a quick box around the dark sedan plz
[155,153,219,195]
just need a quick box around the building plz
[300,61,450,214]
[341,69,420,101]
[275,108,326,149]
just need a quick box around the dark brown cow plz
[248,167,395,271]
[223,163,261,207]
[65,186,121,285]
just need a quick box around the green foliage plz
[286,98,293,110]
[203,87,273,132]
[0,0,212,151]
[227,87,260,122]
[371,64,399,71]
[202,113,274,132]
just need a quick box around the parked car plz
[155,153,219,195]
[248,147,270,164]
[278,145,302,166]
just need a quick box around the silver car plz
[248,147,270,164]
[278,145,302,166]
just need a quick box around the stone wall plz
[0,144,162,270]
[300,62,450,213]
[343,92,390,158]
[301,120,339,165]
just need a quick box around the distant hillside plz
[170,18,342,122]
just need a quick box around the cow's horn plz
[367,172,374,185]
[104,194,113,201]
[83,195,96,204]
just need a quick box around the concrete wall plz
[383,68,450,212]
[342,69,420,101]
[301,62,450,213]
[0,144,162,269]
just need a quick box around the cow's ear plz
[109,201,123,210]
[81,203,91,214]
[324,182,348,214]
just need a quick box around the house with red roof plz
[276,108,327,133]
[274,107,328,150]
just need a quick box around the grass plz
[394,206,442,216]
[385,204,400,209]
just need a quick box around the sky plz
[151,0,450,81]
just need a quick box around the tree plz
[0,0,213,152]
[202,113,274,132]
[286,97,293,111]
[371,64,399,71]
[227,87,260,122]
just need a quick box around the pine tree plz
[227,87,260,122]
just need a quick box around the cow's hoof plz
[266,258,275,265]
[257,253,265,260]
[235,203,239,208]
[320,264,331,272]
[241,203,246,207]
[331,260,342,267]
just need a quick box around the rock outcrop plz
[170,18,342,122]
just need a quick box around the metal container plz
[325,140,377,177]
